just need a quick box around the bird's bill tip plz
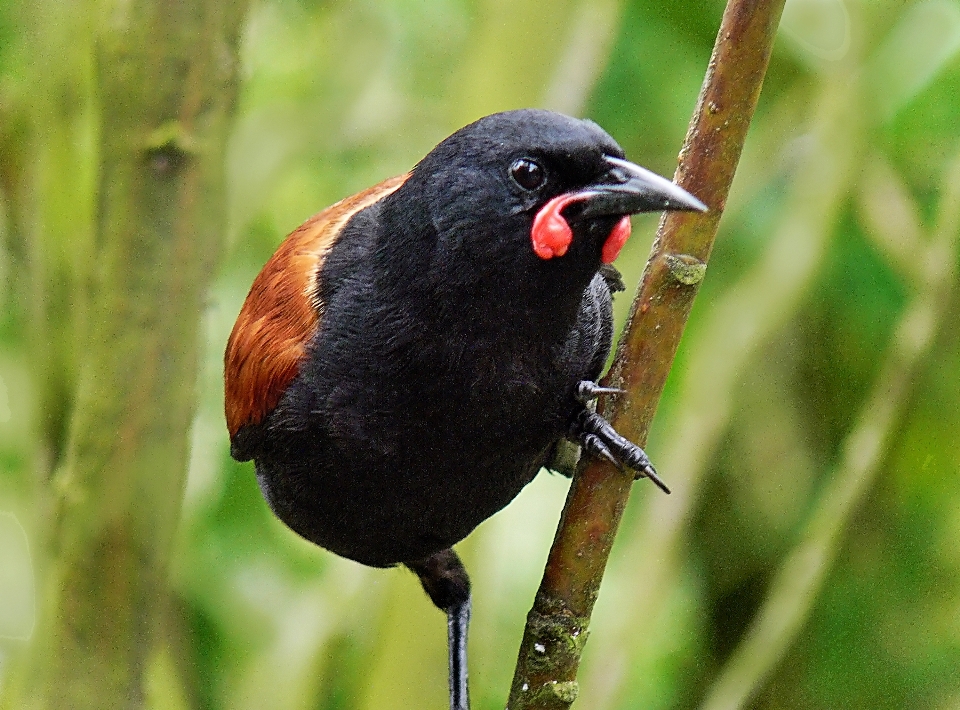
[577,156,708,218]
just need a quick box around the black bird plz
[224,109,705,709]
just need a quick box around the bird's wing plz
[546,268,620,477]
[224,175,407,447]
[584,267,619,382]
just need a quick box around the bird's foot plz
[572,407,671,494]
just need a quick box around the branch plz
[583,66,864,710]
[507,1,786,707]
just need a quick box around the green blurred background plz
[2,0,960,708]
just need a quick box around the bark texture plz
[508,1,787,707]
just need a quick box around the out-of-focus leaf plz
[856,154,925,283]
[868,0,960,119]
[780,0,850,62]
[0,512,34,640]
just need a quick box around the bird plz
[224,108,706,710]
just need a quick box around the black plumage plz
[224,109,705,710]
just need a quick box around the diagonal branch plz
[507,1,787,707]
[584,65,864,710]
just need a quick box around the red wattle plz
[601,216,632,264]
[531,194,588,260]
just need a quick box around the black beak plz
[576,156,707,218]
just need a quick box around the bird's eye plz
[510,158,545,191]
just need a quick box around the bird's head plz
[396,109,706,281]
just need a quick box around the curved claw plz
[581,433,621,470]
[574,410,671,494]
[637,466,671,495]
[575,380,626,404]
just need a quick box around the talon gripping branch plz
[224,109,705,710]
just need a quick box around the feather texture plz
[224,175,407,441]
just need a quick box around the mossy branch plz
[508,1,786,707]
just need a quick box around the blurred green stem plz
[507,1,785,707]
[0,38,28,279]
[6,1,248,708]
[696,146,960,710]
[541,0,626,116]
[22,0,97,472]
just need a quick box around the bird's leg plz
[406,549,471,710]
[570,381,671,494]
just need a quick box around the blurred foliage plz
[2,0,960,709]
